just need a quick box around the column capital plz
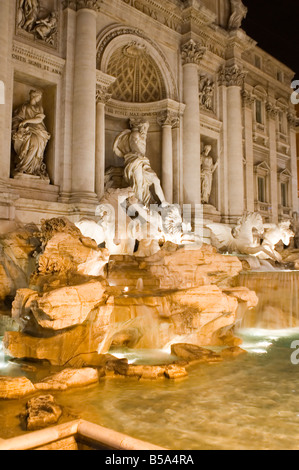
[62,0,101,11]
[96,85,112,104]
[266,102,278,119]
[287,112,298,129]
[241,89,254,108]
[181,40,206,66]
[157,110,180,128]
[218,64,246,87]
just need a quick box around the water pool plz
[2,329,299,449]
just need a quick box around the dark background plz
[242,0,298,79]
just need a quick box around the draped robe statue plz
[12,89,50,179]
[113,120,166,207]
[201,145,218,204]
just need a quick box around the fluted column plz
[157,111,179,203]
[242,89,255,212]
[181,40,206,206]
[0,0,11,180]
[71,1,98,202]
[266,101,279,222]
[288,112,299,213]
[219,64,246,222]
[95,86,112,200]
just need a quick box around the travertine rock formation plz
[22,395,62,431]
[0,376,35,399]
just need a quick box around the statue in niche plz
[200,145,218,204]
[228,0,248,31]
[113,120,167,207]
[34,12,58,45]
[12,89,50,179]
[199,78,215,111]
[17,0,40,32]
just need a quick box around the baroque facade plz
[0,0,298,231]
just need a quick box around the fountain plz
[1,119,299,449]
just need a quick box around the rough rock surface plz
[0,225,39,303]
[139,243,243,289]
[0,376,35,399]
[4,297,114,366]
[12,281,108,331]
[220,346,247,358]
[107,359,188,380]
[34,368,99,391]
[171,343,222,363]
[22,395,62,430]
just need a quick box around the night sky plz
[242,0,299,80]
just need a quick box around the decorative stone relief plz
[228,0,248,31]
[200,145,218,205]
[181,40,206,66]
[96,85,112,104]
[218,64,246,87]
[62,0,101,10]
[287,112,297,129]
[157,111,179,128]
[266,102,278,119]
[241,90,254,108]
[107,42,166,103]
[12,89,50,180]
[77,0,101,10]
[16,0,58,47]
[199,76,215,112]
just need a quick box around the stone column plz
[157,111,179,203]
[266,102,279,223]
[242,89,255,213]
[71,1,98,202]
[0,0,11,180]
[95,86,112,200]
[181,40,206,206]
[288,112,299,214]
[219,64,246,222]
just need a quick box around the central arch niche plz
[107,42,167,103]
[96,26,181,196]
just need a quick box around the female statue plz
[200,145,218,204]
[113,120,166,207]
[12,89,50,179]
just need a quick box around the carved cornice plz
[12,40,65,76]
[218,64,246,87]
[181,40,206,66]
[119,0,182,33]
[241,89,254,108]
[266,102,278,119]
[62,0,101,11]
[157,110,180,128]
[96,85,112,104]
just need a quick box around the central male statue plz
[113,120,166,207]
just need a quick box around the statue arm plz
[19,113,45,127]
